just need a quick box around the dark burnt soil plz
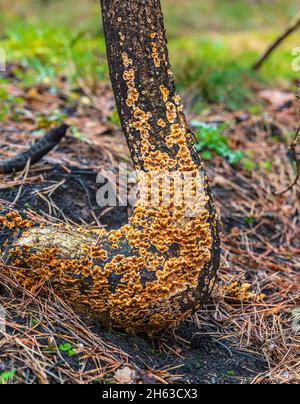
[96,322,267,384]
[0,166,267,384]
[0,165,128,229]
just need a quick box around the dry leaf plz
[114,367,136,384]
[259,90,293,108]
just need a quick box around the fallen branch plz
[252,13,300,71]
[0,124,69,174]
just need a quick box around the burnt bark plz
[0,0,220,334]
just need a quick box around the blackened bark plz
[100,0,199,171]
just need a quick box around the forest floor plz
[0,59,299,384]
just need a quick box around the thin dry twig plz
[252,12,300,70]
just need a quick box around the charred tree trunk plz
[0,0,220,334]
[101,0,199,172]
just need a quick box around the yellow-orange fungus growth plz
[123,69,139,107]
[157,119,166,128]
[174,95,181,105]
[166,102,177,123]
[1,188,214,333]
[0,211,33,230]
[122,53,133,68]
[151,41,161,68]
[223,282,266,302]
[160,85,170,103]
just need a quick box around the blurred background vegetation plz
[0,0,299,110]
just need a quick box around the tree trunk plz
[0,0,220,334]
[101,0,199,172]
